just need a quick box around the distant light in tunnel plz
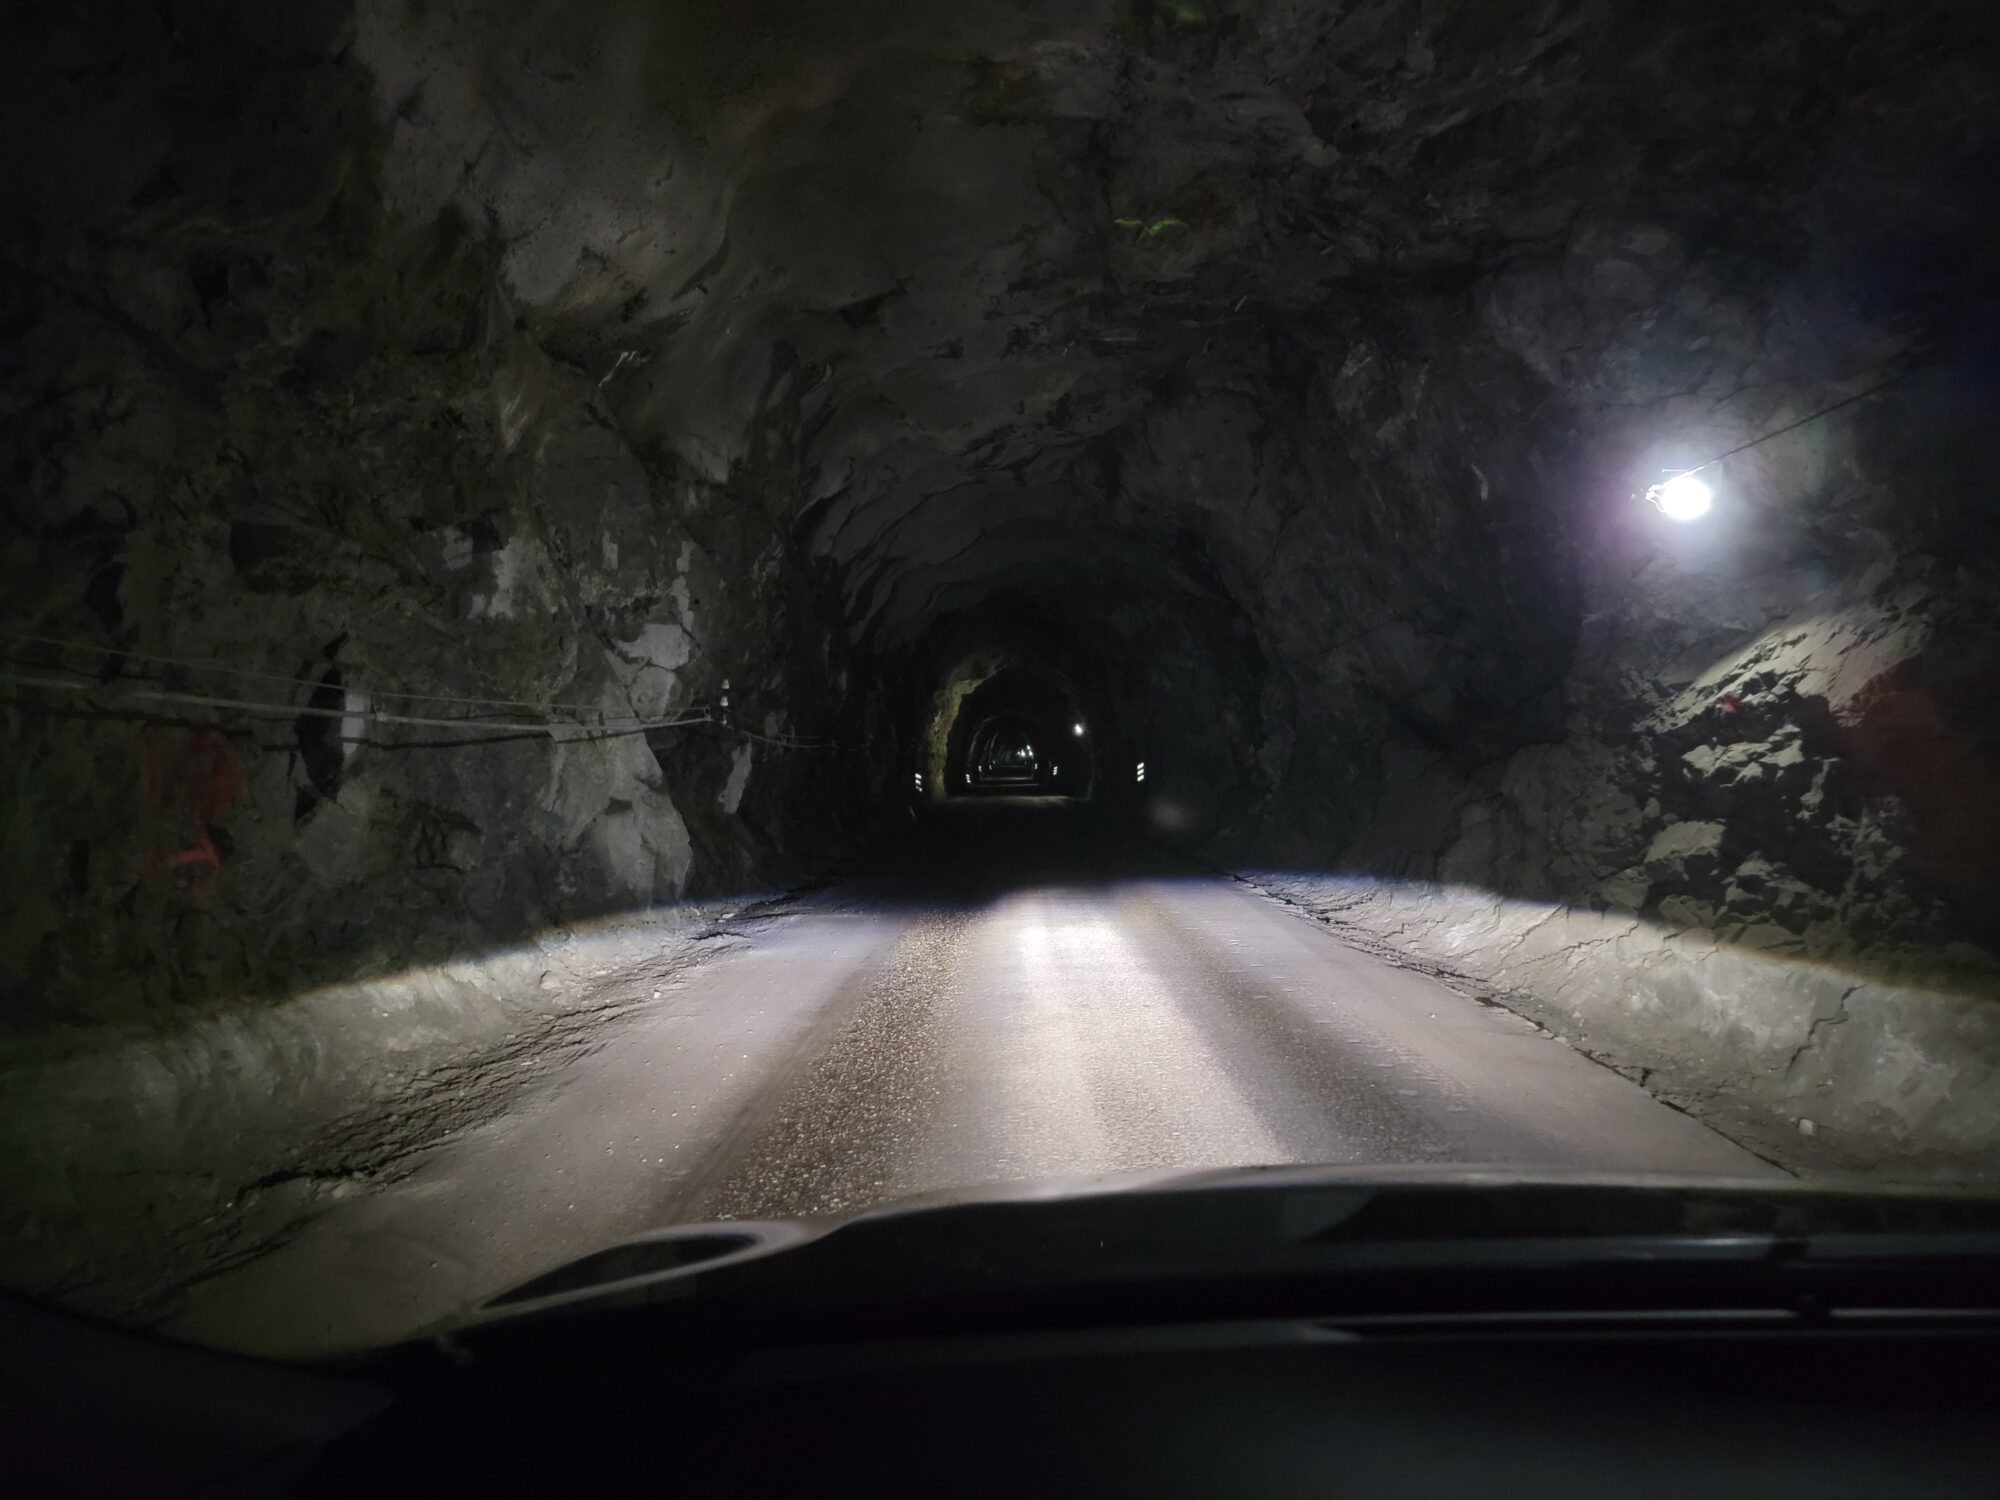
[1073,722,1085,737]
[1648,471,1713,522]
[1136,760,1147,784]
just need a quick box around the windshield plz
[3,1,1996,1363]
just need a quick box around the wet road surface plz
[167,799,1774,1355]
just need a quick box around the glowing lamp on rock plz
[1648,471,1712,522]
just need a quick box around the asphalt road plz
[166,799,1773,1356]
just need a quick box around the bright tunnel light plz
[1073,721,1085,736]
[1654,471,1712,522]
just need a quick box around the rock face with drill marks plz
[1,0,1997,1230]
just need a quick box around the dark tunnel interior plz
[2,0,1999,1351]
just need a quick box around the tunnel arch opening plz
[945,665,1094,797]
[872,573,1272,837]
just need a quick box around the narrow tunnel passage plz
[946,666,1091,796]
[2,0,1998,1376]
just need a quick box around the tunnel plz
[2,0,1999,1351]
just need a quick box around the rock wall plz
[1239,410,2000,1174]
[3,5,852,1035]
[1201,5,2000,1170]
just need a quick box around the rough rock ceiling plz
[353,0,1987,655]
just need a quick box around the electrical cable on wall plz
[0,668,709,736]
[0,668,840,751]
[1641,352,1936,519]
[8,633,644,716]
[8,634,840,749]
[1676,362,1928,479]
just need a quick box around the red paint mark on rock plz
[138,728,243,899]
[1802,661,2000,927]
